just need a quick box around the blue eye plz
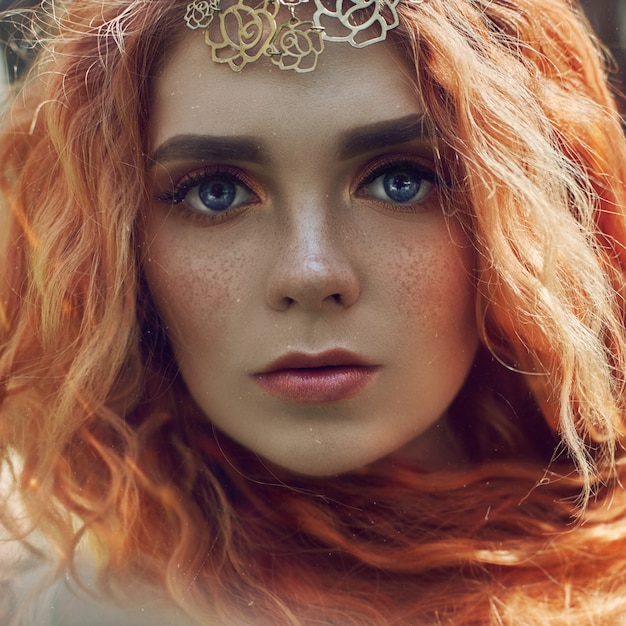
[155,166,257,218]
[361,162,438,206]
[382,169,423,203]
[185,174,253,214]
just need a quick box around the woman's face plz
[142,29,479,476]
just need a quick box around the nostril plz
[265,249,361,311]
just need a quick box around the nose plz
[266,208,361,312]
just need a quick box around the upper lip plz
[256,349,377,374]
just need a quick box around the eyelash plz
[153,156,442,223]
[355,156,442,209]
[154,164,259,222]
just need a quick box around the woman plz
[1,0,626,623]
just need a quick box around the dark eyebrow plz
[147,135,263,168]
[339,114,431,159]
[147,114,429,168]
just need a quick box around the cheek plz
[386,222,475,328]
[141,224,245,349]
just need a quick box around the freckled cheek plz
[386,226,476,334]
[142,231,247,350]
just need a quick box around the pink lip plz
[253,350,379,404]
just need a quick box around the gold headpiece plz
[184,0,424,73]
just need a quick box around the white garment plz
[3,557,198,626]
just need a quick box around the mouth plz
[253,349,380,404]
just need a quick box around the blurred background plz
[0,0,39,86]
[580,0,626,110]
[0,1,625,107]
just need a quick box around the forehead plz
[149,28,422,151]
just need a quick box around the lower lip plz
[253,366,378,404]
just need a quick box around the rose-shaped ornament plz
[205,0,280,71]
[269,20,324,72]
[185,0,221,29]
[312,0,400,47]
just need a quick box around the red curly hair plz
[2,0,626,623]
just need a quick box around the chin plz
[262,450,387,478]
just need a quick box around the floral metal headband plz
[184,0,424,73]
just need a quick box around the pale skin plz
[142,30,479,476]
